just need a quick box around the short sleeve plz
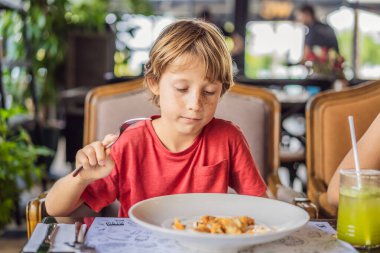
[229,132,267,196]
[304,29,314,47]
[81,150,120,213]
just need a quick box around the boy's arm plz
[45,134,117,216]
[45,173,91,216]
[327,113,380,207]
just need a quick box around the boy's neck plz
[151,118,201,153]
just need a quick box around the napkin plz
[23,223,77,253]
[49,224,76,252]
[23,223,49,252]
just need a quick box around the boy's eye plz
[203,91,216,96]
[176,88,188,93]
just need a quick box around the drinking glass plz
[337,169,380,249]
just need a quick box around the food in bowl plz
[172,215,271,235]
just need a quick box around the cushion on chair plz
[216,93,268,178]
[95,89,159,142]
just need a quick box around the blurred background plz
[0,0,379,251]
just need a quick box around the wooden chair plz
[306,80,380,217]
[83,78,159,144]
[27,78,284,237]
[216,83,282,197]
[85,80,283,194]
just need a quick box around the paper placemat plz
[84,218,358,253]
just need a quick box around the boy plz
[45,19,267,217]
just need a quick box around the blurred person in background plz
[296,3,339,55]
[296,3,340,62]
[295,3,345,81]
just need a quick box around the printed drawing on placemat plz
[240,222,357,253]
[85,218,357,253]
[85,218,196,253]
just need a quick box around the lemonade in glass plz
[337,169,380,248]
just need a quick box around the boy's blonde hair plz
[144,19,234,106]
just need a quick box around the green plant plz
[0,0,153,120]
[0,107,52,228]
[360,34,380,66]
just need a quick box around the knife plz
[74,221,82,244]
[37,223,58,253]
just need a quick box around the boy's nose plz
[186,92,202,111]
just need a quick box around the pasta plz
[172,215,259,234]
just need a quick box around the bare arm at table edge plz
[45,134,117,216]
[327,113,380,208]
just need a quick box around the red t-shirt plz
[81,117,266,217]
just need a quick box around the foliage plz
[65,0,108,31]
[336,30,353,70]
[0,0,153,119]
[0,107,52,228]
[0,11,29,109]
[360,34,380,65]
[245,53,273,79]
[108,0,153,15]
[26,0,69,108]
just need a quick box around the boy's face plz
[149,54,222,138]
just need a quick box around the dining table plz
[21,217,380,253]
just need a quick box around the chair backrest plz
[84,78,160,144]
[306,80,380,216]
[216,83,280,180]
[84,79,280,183]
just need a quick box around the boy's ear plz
[146,76,159,95]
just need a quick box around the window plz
[328,7,380,80]
[109,14,175,76]
[245,21,306,79]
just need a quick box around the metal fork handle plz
[72,117,149,177]
[72,138,115,177]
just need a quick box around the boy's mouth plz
[181,116,201,122]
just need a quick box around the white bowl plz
[129,193,309,252]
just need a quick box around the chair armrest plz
[267,172,282,197]
[294,197,319,219]
[307,177,327,205]
[267,173,319,219]
[26,191,120,238]
[26,191,92,238]
[275,186,319,219]
[26,191,48,238]
[268,172,305,202]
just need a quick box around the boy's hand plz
[75,134,118,182]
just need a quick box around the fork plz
[37,223,58,253]
[64,222,93,250]
[72,117,150,177]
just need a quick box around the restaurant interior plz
[0,0,379,252]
